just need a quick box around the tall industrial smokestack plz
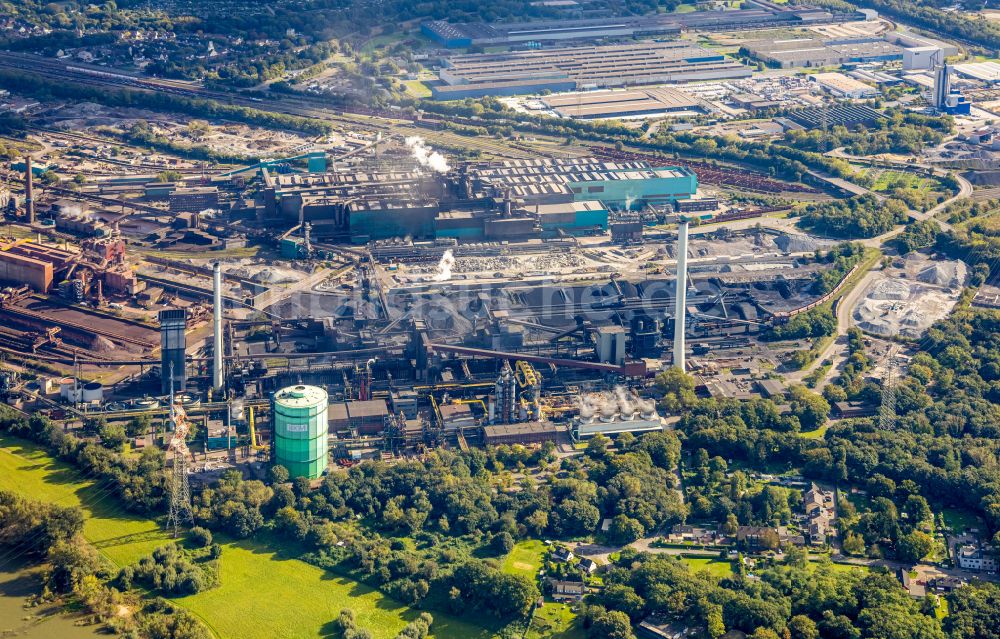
[24,155,34,223]
[673,220,689,372]
[212,262,223,391]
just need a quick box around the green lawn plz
[867,169,933,193]
[681,557,734,577]
[673,3,697,12]
[940,507,982,534]
[828,562,869,574]
[526,601,585,639]
[0,434,499,639]
[360,33,406,54]
[502,539,547,578]
[403,79,432,98]
[0,433,171,567]
[799,423,829,440]
[177,539,496,639]
[935,595,949,619]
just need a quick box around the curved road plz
[779,167,972,388]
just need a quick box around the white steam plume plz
[432,249,455,282]
[405,136,451,173]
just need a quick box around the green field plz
[673,3,697,12]
[799,423,830,440]
[861,168,936,193]
[681,557,734,577]
[819,561,869,575]
[403,79,432,98]
[526,601,584,639]
[940,507,982,534]
[177,540,496,639]
[0,433,171,567]
[502,540,547,578]
[0,434,498,639]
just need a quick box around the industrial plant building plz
[809,72,877,98]
[743,37,902,69]
[249,157,696,243]
[885,31,958,58]
[902,46,941,71]
[421,5,847,48]
[541,87,705,120]
[432,41,751,98]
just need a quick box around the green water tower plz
[272,384,329,480]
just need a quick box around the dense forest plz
[783,112,953,157]
[798,195,909,239]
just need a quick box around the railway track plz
[0,52,540,160]
[971,187,1000,202]
[0,302,157,350]
[31,127,227,174]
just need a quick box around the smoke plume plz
[405,136,451,173]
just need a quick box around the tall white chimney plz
[212,262,224,391]
[673,220,689,372]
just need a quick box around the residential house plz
[669,524,719,545]
[957,545,997,573]
[552,546,575,563]
[578,558,597,574]
[549,579,585,601]
[927,577,964,593]
[803,484,836,546]
[737,526,804,550]
[637,617,691,639]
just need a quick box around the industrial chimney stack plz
[672,220,689,372]
[212,262,224,391]
[24,155,34,223]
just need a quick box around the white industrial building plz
[903,46,941,71]
[810,72,878,98]
[953,61,1000,84]
[885,32,958,58]
[572,389,667,439]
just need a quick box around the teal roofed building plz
[469,158,697,210]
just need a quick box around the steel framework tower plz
[166,364,193,537]
[878,348,897,431]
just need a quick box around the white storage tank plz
[59,378,81,402]
[81,382,103,403]
[133,397,160,410]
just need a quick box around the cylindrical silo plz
[81,382,103,403]
[272,384,329,480]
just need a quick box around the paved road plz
[786,269,881,388]
[570,538,1000,584]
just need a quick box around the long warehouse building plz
[743,37,902,69]
[433,41,751,98]
[422,6,846,48]
[542,87,706,119]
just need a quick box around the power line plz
[878,346,897,431]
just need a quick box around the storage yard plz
[853,254,968,339]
